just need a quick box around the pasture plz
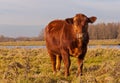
[0,39,119,46]
[0,47,119,83]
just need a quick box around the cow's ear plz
[65,18,73,24]
[88,16,97,23]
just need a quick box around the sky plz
[0,0,120,37]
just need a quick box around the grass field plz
[0,47,119,83]
[89,39,120,45]
[0,39,119,46]
[0,41,45,46]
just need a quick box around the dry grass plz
[0,41,45,46]
[0,47,119,83]
[89,39,120,45]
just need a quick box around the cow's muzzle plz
[76,33,88,41]
[76,33,83,39]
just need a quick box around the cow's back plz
[45,20,65,54]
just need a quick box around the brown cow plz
[44,13,97,77]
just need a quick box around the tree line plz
[0,22,120,42]
[88,22,120,39]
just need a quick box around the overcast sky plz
[0,0,120,37]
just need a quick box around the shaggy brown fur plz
[44,13,97,77]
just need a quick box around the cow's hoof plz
[64,73,70,78]
[76,73,83,77]
[53,71,57,75]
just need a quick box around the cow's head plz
[65,13,97,40]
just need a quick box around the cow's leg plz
[76,47,87,77]
[49,54,57,74]
[61,50,71,77]
[56,55,62,71]
[76,58,83,77]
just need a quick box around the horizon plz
[0,22,119,38]
[0,25,45,38]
